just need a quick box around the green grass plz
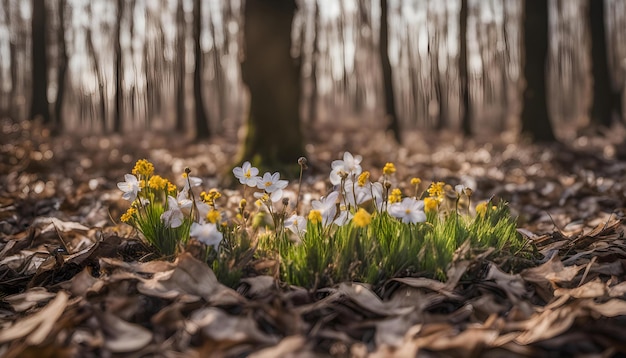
[257,200,525,288]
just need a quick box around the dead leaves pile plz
[1,216,625,357]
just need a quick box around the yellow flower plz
[410,177,421,186]
[427,182,445,202]
[206,209,221,224]
[308,210,322,224]
[357,171,370,187]
[148,175,168,191]
[121,207,137,223]
[353,208,372,228]
[476,202,488,217]
[201,188,222,206]
[383,162,396,175]
[389,188,402,203]
[239,199,247,209]
[167,182,177,194]
[424,197,438,213]
[132,159,154,177]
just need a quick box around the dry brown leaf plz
[0,290,68,345]
[187,307,278,346]
[485,264,528,302]
[554,279,606,298]
[98,311,153,353]
[137,253,244,305]
[584,299,626,317]
[336,283,413,316]
[3,287,57,312]
[514,305,578,345]
[248,335,313,358]
[391,277,461,299]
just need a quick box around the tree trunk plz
[113,0,123,133]
[29,0,50,123]
[193,0,211,139]
[589,0,614,127]
[520,0,555,142]
[54,0,68,132]
[86,13,106,133]
[175,0,186,132]
[380,0,400,143]
[460,0,471,135]
[240,0,304,170]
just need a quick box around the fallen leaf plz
[0,290,68,345]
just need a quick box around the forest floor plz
[2,117,626,357]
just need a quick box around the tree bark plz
[193,0,211,139]
[380,0,401,143]
[240,0,304,170]
[175,0,186,132]
[520,0,555,142]
[54,0,68,132]
[589,0,615,126]
[29,0,50,123]
[460,0,471,135]
[113,0,124,133]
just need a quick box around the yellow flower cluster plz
[201,189,222,206]
[308,210,322,224]
[427,182,445,202]
[383,162,396,175]
[206,209,221,224]
[132,159,155,177]
[357,171,370,187]
[148,175,168,191]
[389,188,402,203]
[410,177,421,186]
[424,197,438,213]
[353,208,372,228]
[475,202,488,217]
[121,207,137,223]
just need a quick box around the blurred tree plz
[29,0,50,123]
[193,0,211,139]
[86,5,106,133]
[54,0,68,132]
[113,0,123,132]
[239,0,304,169]
[589,0,619,127]
[380,0,401,143]
[460,0,471,135]
[520,0,555,142]
[175,0,186,132]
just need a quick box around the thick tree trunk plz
[113,0,124,133]
[193,0,211,139]
[29,0,50,123]
[240,0,304,170]
[520,0,555,142]
[54,0,68,132]
[589,0,615,127]
[175,0,186,132]
[380,0,401,143]
[460,0,471,135]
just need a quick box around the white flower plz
[330,152,362,185]
[334,209,353,227]
[388,197,426,224]
[190,222,223,250]
[117,174,141,201]
[176,189,193,211]
[311,191,339,227]
[257,172,288,202]
[161,195,185,228]
[343,179,385,212]
[183,176,203,191]
[233,161,260,187]
[284,214,307,236]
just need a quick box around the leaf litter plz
[2,118,626,356]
